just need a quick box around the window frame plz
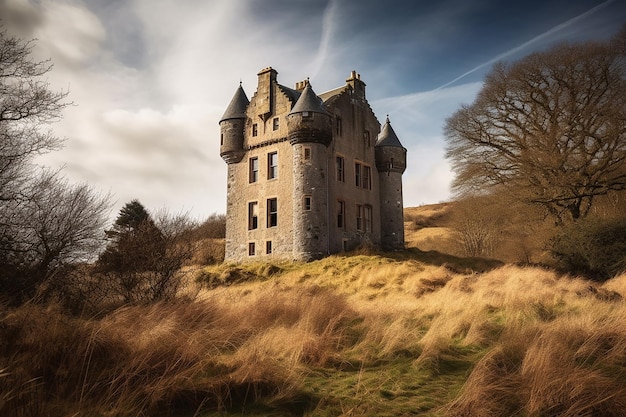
[356,204,372,232]
[249,157,259,183]
[267,198,278,228]
[248,201,258,230]
[363,165,371,190]
[268,151,278,180]
[337,200,345,229]
[303,195,312,211]
[272,117,279,131]
[336,156,345,182]
[252,123,258,137]
[248,242,256,256]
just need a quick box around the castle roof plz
[289,82,328,115]
[220,84,249,122]
[277,83,302,104]
[319,85,349,103]
[375,117,405,148]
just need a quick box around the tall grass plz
[2,258,626,416]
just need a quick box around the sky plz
[2,0,625,221]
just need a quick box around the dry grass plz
[2,256,626,416]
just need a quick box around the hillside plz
[3,211,626,417]
[194,257,626,416]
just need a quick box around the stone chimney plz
[256,67,277,120]
[346,70,366,100]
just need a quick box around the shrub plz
[550,217,626,281]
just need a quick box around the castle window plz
[266,241,272,254]
[304,147,311,161]
[364,130,370,147]
[248,242,256,256]
[267,198,278,227]
[355,162,371,189]
[336,156,345,182]
[336,118,342,136]
[220,133,224,145]
[252,123,258,137]
[363,165,371,190]
[302,111,311,118]
[249,157,259,183]
[268,152,278,179]
[356,204,372,232]
[248,201,258,230]
[303,195,312,211]
[337,200,345,228]
[272,117,279,131]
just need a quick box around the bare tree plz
[445,28,626,224]
[0,29,67,202]
[0,28,111,304]
[449,195,504,257]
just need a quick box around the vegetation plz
[2,22,626,417]
[550,216,626,281]
[445,28,626,223]
[2,254,626,416]
[0,28,110,305]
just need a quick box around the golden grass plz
[2,255,626,416]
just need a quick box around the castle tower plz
[375,117,407,250]
[287,82,333,260]
[220,85,249,260]
[219,84,249,164]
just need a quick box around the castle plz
[219,67,406,262]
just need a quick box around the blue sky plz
[2,0,625,219]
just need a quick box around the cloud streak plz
[435,0,615,90]
[310,0,338,79]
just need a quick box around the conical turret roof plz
[289,82,327,115]
[376,116,405,148]
[220,84,249,122]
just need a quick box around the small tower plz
[219,84,249,164]
[287,81,332,260]
[375,117,407,250]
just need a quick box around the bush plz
[550,217,626,281]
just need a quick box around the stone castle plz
[219,67,406,261]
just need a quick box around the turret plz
[375,117,407,250]
[287,81,332,146]
[287,82,333,260]
[219,84,249,164]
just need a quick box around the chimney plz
[256,67,277,120]
[346,70,366,100]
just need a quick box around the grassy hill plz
[2,205,626,416]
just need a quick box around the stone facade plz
[220,67,407,262]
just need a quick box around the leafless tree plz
[449,195,504,257]
[0,28,110,304]
[445,28,626,224]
